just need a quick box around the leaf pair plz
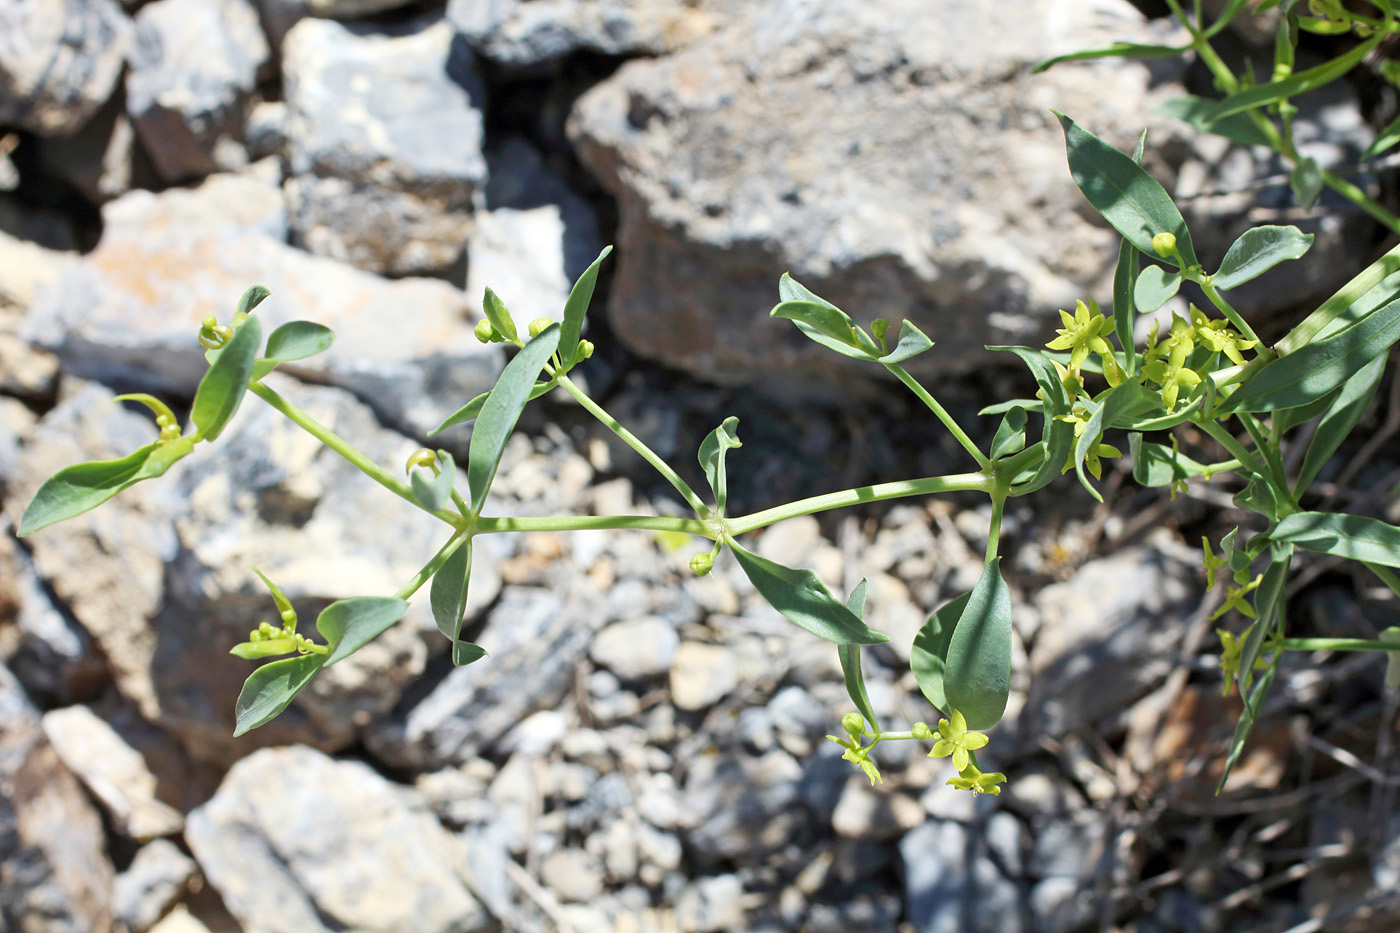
[772,275,934,365]
[910,559,1012,730]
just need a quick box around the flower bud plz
[474,319,496,344]
[578,339,595,359]
[912,721,933,740]
[1151,232,1178,259]
[871,318,890,341]
[528,317,554,338]
[841,712,866,737]
[689,552,714,576]
[405,448,438,475]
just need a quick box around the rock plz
[126,0,270,182]
[0,0,133,135]
[244,100,288,160]
[254,0,426,51]
[830,778,924,840]
[590,615,679,681]
[448,0,745,68]
[32,89,137,204]
[567,0,1184,386]
[41,704,184,840]
[20,173,504,440]
[539,848,605,903]
[283,15,487,276]
[0,228,67,398]
[0,665,114,932]
[111,839,197,933]
[683,748,804,865]
[0,533,104,704]
[900,818,1025,933]
[669,640,739,711]
[186,745,492,933]
[674,873,744,933]
[148,905,214,933]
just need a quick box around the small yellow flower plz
[946,762,1007,796]
[1202,537,1227,591]
[928,710,989,773]
[1209,574,1262,621]
[1217,625,1271,695]
[1046,299,1114,372]
[1190,306,1257,366]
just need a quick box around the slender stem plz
[1366,562,1400,598]
[474,514,713,537]
[395,532,469,601]
[1321,168,1400,236]
[1279,638,1400,653]
[555,374,711,517]
[985,492,1006,565]
[249,381,462,527]
[1195,417,1268,478]
[1199,281,1262,346]
[1238,412,1293,509]
[726,472,995,536]
[883,362,991,469]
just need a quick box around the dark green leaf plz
[1033,42,1188,73]
[467,325,561,512]
[1278,243,1400,354]
[727,538,890,645]
[1129,434,1210,487]
[1234,476,1281,522]
[838,579,879,732]
[1054,111,1198,269]
[482,286,518,343]
[559,245,612,367]
[881,320,934,364]
[1270,511,1400,567]
[233,654,324,737]
[236,285,271,316]
[1290,156,1323,210]
[263,321,335,364]
[454,641,487,666]
[698,417,742,515]
[1012,422,1074,495]
[910,591,972,716]
[409,449,456,513]
[1113,234,1140,378]
[1134,265,1182,312]
[1155,96,1273,148]
[430,537,472,641]
[1211,33,1382,119]
[1213,226,1314,291]
[1235,553,1290,691]
[429,380,556,436]
[18,443,158,536]
[1295,353,1385,492]
[1363,110,1400,160]
[1071,381,1141,501]
[193,314,261,441]
[316,596,409,666]
[990,407,1027,459]
[943,558,1012,730]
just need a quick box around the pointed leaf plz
[1216,656,1280,794]
[990,407,1027,459]
[1033,42,1189,74]
[1114,235,1140,377]
[316,596,410,667]
[1212,226,1314,291]
[1155,96,1273,148]
[482,286,518,343]
[727,538,890,645]
[193,313,261,441]
[1290,156,1323,210]
[880,320,934,364]
[233,654,324,737]
[1209,33,1382,120]
[454,641,487,666]
[1134,265,1182,312]
[1270,512,1400,567]
[17,443,159,535]
[559,245,612,366]
[1295,353,1385,491]
[943,558,1012,730]
[252,567,295,621]
[1363,110,1400,160]
[236,285,271,316]
[230,639,299,660]
[771,300,864,349]
[1278,241,1400,354]
[1129,434,1210,487]
[698,417,742,515]
[263,321,335,363]
[430,538,472,641]
[429,380,555,436]
[410,449,457,513]
[838,579,879,732]
[467,325,561,512]
[911,591,972,716]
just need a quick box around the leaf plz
[559,245,612,367]
[467,325,561,512]
[1221,296,1400,412]
[233,654,324,737]
[1295,353,1385,492]
[193,313,261,441]
[772,274,880,359]
[482,286,518,343]
[1216,656,1281,794]
[430,537,472,641]
[263,321,335,364]
[1134,265,1183,312]
[727,537,890,645]
[979,398,1042,416]
[1012,421,1074,495]
[986,346,1069,418]
[1155,96,1273,148]
[454,641,487,666]
[229,639,299,660]
[1278,241,1400,354]
[881,320,934,364]
[18,443,157,536]
[1033,42,1189,73]
[316,596,410,667]
[1270,512,1400,567]
[429,380,556,436]
[1209,33,1382,119]
[252,567,295,621]
[236,285,271,316]
[1363,110,1400,160]
[1204,0,1255,37]
[1212,226,1314,291]
[1054,111,1198,270]
[409,449,456,513]
[910,591,972,716]
[1113,233,1140,378]
[943,558,1012,730]
[698,417,742,515]
[838,579,880,732]
[1290,156,1323,210]
[990,407,1027,459]
[1234,476,1281,522]
[1071,381,1143,501]
[771,300,865,351]
[1217,554,1290,793]
[1129,434,1210,487]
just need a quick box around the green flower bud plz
[841,712,866,737]
[871,319,890,341]
[1151,232,1178,259]
[474,319,496,344]
[528,317,554,338]
[912,721,933,740]
[578,339,595,359]
[689,552,713,576]
[405,448,438,475]
[280,608,297,627]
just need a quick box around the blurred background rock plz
[2,0,1399,931]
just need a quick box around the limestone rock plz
[283,16,487,275]
[682,748,803,865]
[0,0,132,135]
[111,840,197,933]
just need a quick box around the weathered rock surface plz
[186,745,492,933]
[0,0,133,135]
[20,173,504,439]
[126,0,270,182]
[283,16,487,275]
[0,666,114,933]
[33,89,138,204]
[567,0,1182,386]
[0,530,104,703]
[0,229,67,398]
[111,839,197,933]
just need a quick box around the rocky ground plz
[2,0,1400,932]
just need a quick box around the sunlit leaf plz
[1212,226,1313,291]
[233,654,324,737]
[728,538,890,645]
[559,246,612,367]
[698,417,742,515]
[911,591,972,716]
[193,313,261,441]
[838,579,880,732]
[943,558,1012,730]
[467,325,561,512]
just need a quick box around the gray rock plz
[448,0,745,68]
[254,0,427,52]
[830,777,924,840]
[539,847,605,903]
[566,0,1184,387]
[41,704,184,839]
[669,640,739,711]
[674,873,744,933]
[283,16,487,276]
[111,839,197,933]
[20,173,505,440]
[0,0,132,135]
[126,0,270,183]
[683,748,804,865]
[186,745,492,933]
[244,100,288,160]
[0,229,67,398]
[33,89,137,204]
[590,615,679,681]
[0,532,104,704]
[901,819,1025,933]
[0,666,114,933]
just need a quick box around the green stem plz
[726,472,995,536]
[1365,562,1400,598]
[395,532,470,601]
[249,381,462,527]
[474,514,713,537]
[1279,638,1400,653]
[1199,281,1262,347]
[883,362,991,469]
[1321,168,1400,238]
[1237,412,1294,510]
[1195,417,1268,479]
[555,374,711,517]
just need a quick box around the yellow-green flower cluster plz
[927,711,1006,796]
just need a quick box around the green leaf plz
[1155,96,1273,148]
[409,449,457,513]
[1129,434,1210,487]
[236,285,271,316]
[316,596,410,667]
[1235,476,1281,522]
[193,313,261,441]
[263,321,335,364]
[1032,42,1188,73]
[1204,0,1255,37]
[1210,33,1383,119]
[979,398,1041,416]
[454,641,487,665]
[233,654,324,737]
[1270,511,1400,567]
[1212,225,1314,291]
[429,380,556,436]
[252,567,295,621]
[229,639,299,660]
[467,325,561,512]
[1217,553,1290,793]
[986,346,1069,418]
[559,245,612,367]
[910,591,972,716]
[1134,265,1183,312]
[774,275,880,359]
[727,537,890,645]
[1071,381,1144,501]
[1222,296,1400,412]
[1217,654,1280,794]
[1290,156,1323,210]
[943,558,1012,730]
[430,537,472,641]
[1113,233,1140,378]
[1012,421,1074,495]
[1278,242,1400,354]
[771,300,864,351]
[1295,353,1385,492]
[17,444,157,536]
[881,320,934,364]
[1054,111,1198,270]
[1363,110,1400,160]
[482,286,519,343]
[990,406,1027,459]
[698,417,742,515]
[838,579,880,732]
